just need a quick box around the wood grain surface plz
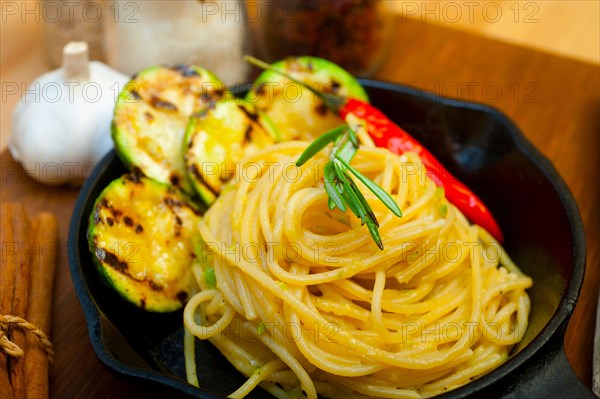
[393,0,600,65]
[1,18,598,398]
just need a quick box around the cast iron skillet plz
[68,80,594,398]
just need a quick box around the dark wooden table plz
[1,18,598,398]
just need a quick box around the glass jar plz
[42,0,106,67]
[246,0,394,77]
[103,0,248,84]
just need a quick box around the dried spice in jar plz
[246,0,393,77]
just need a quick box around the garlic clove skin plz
[10,60,129,186]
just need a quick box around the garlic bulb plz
[10,42,129,186]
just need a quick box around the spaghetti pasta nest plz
[184,141,532,399]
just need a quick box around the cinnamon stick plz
[0,203,32,399]
[23,213,58,399]
[0,203,16,399]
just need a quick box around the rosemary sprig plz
[296,126,401,249]
[244,55,402,248]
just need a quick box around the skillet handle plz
[502,341,595,399]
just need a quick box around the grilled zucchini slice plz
[246,56,369,141]
[88,173,201,312]
[183,100,276,204]
[112,64,228,194]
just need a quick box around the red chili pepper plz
[339,98,504,243]
[244,56,504,242]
